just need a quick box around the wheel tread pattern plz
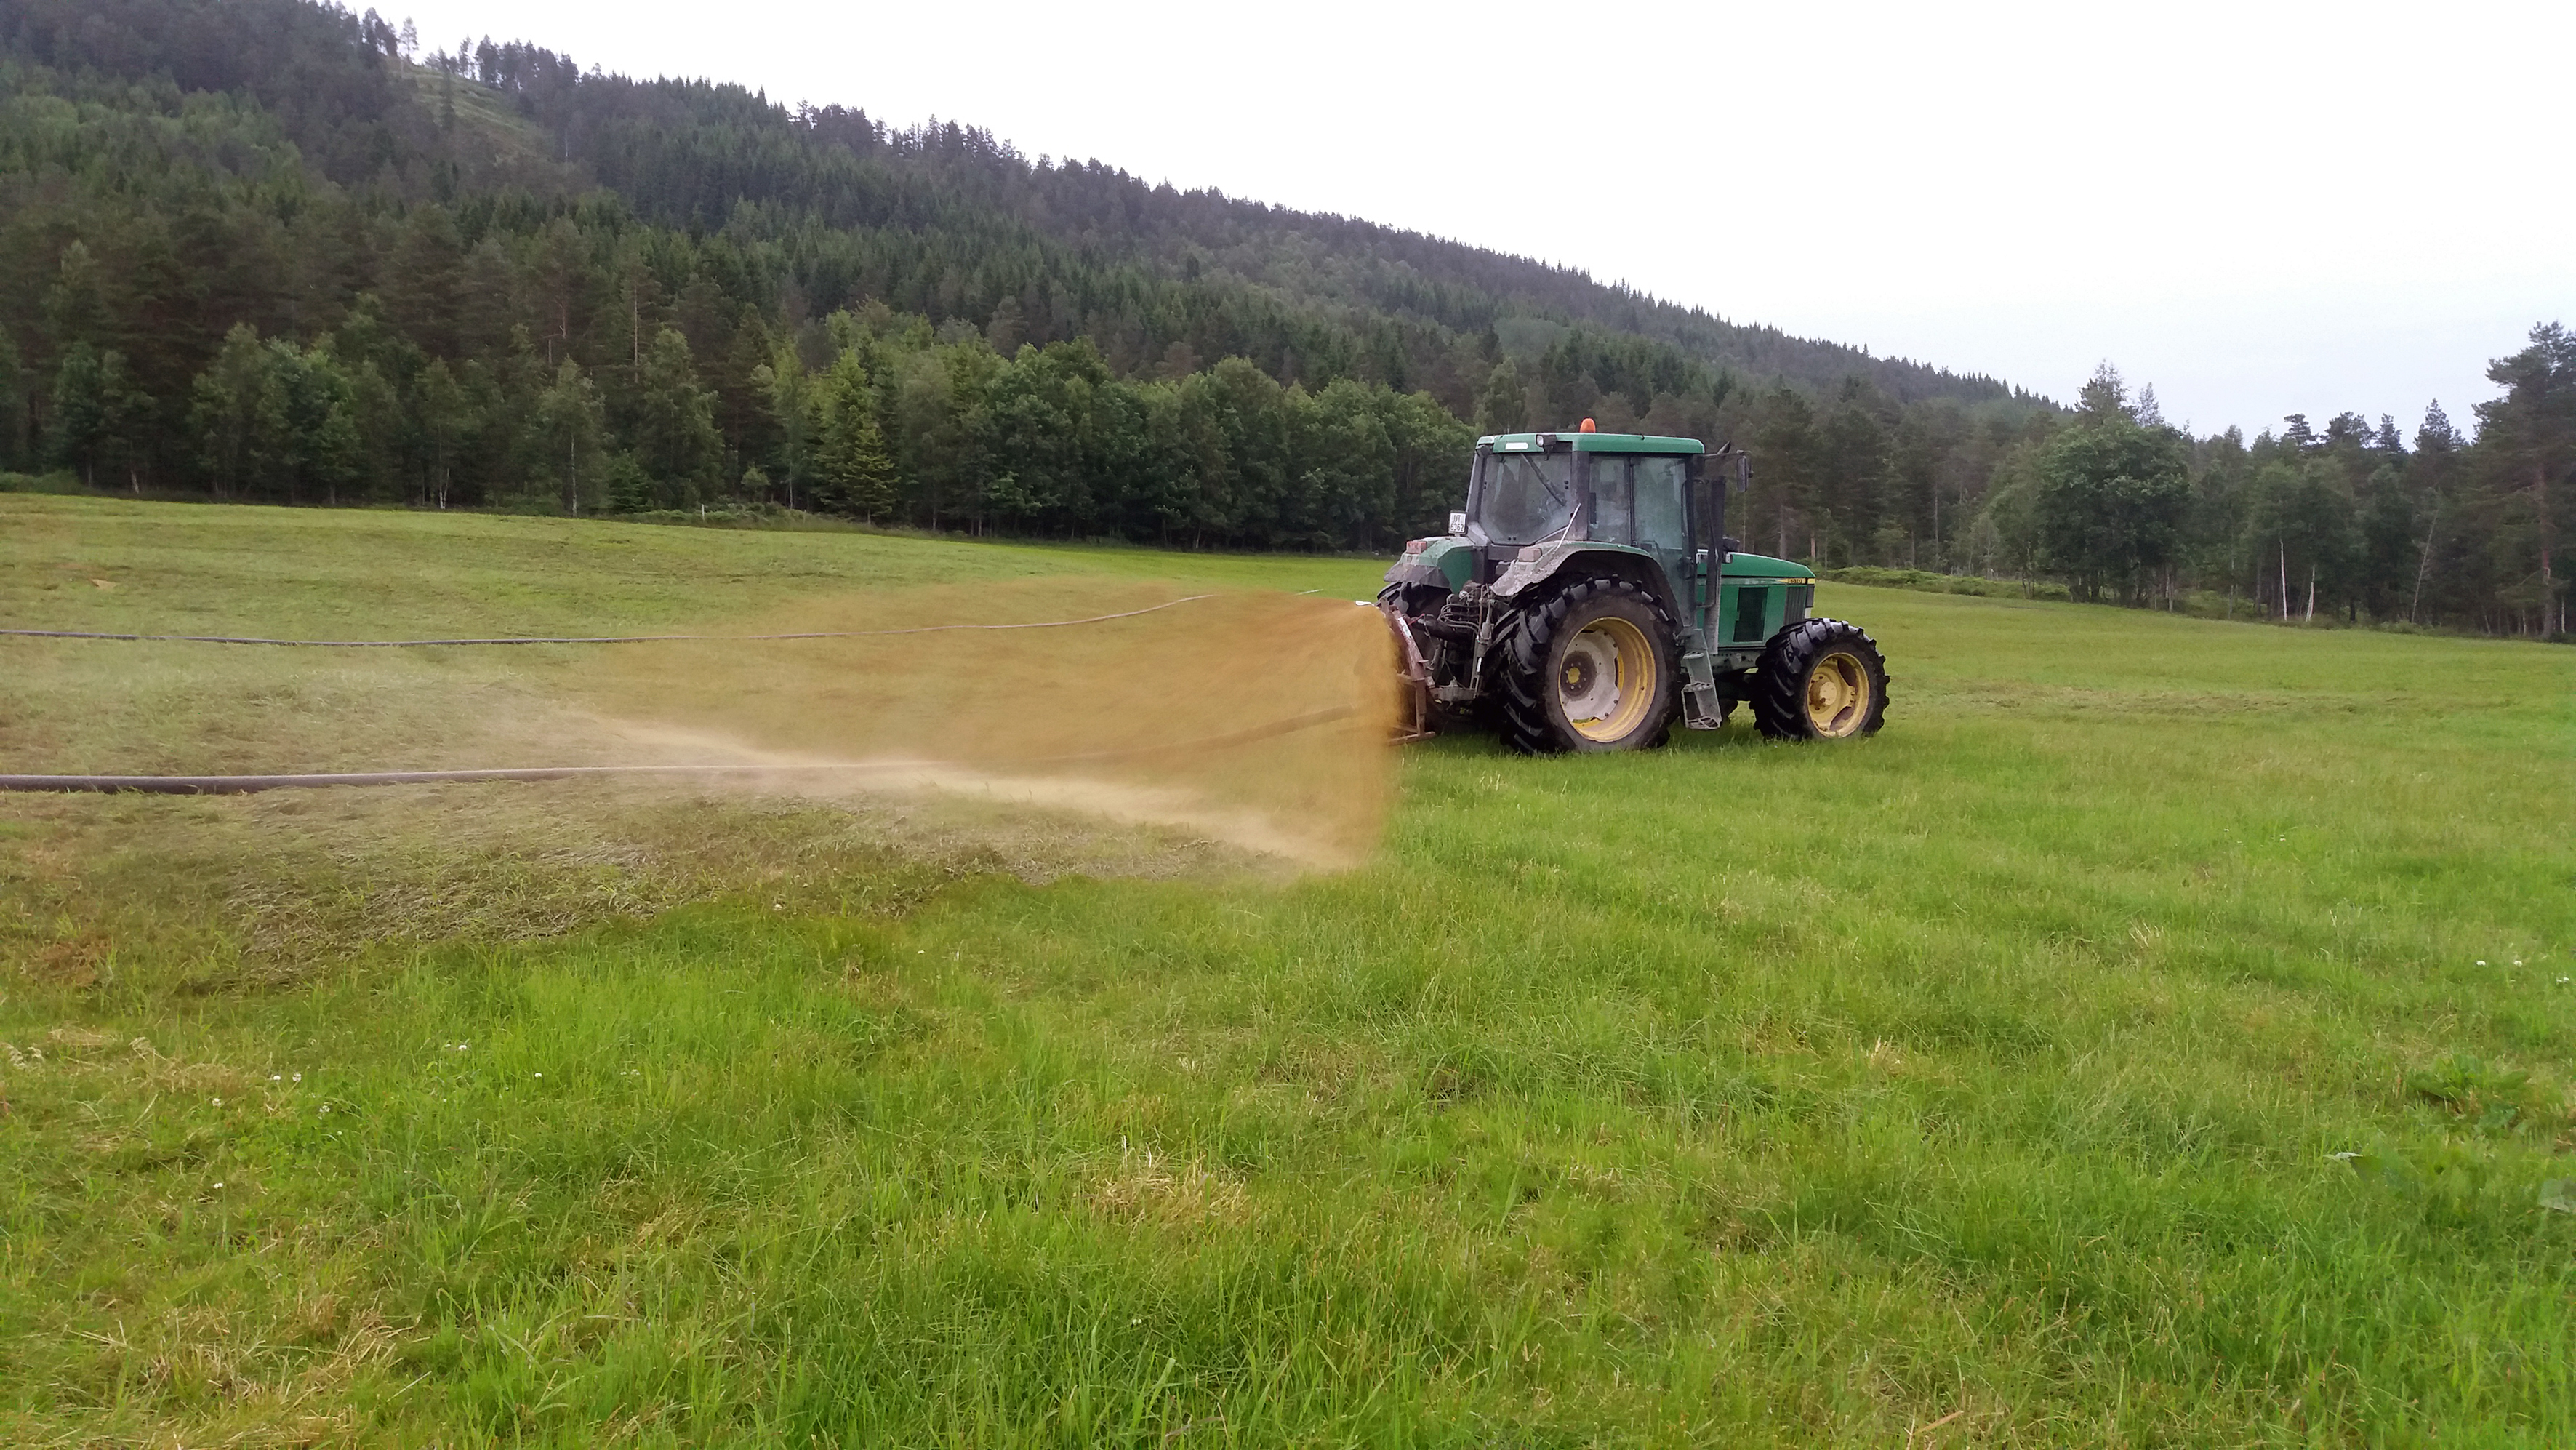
[1496,577,1680,755]
[1751,617,1891,741]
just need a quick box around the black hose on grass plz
[0,765,947,795]
[0,766,741,794]
[0,707,1360,795]
[0,594,1216,648]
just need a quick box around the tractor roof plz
[1478,432,1704,455]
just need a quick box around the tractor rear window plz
[1591,465,1631,545]
[1579,454,1688,550]
[1479,453,1575,544]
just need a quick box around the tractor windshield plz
[1477,452,1576,545]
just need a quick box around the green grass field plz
[3,495,2573,1447]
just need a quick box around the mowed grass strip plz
[1,497,2572,1447]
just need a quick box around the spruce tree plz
[41,241,108,353]
[629,328,722,505]
[2472,324,2576,636]
[812,351,897,521]
[1474,359,1527,435]
[187,327,286,499]
[49,344,111,485]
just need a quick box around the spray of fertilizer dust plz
[555,579,1403,870]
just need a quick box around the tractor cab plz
[1380,424,1884,752]
[1470,430,1700,581]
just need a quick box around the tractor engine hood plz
[1384,535,1477,593]
[1716,552,1815,580]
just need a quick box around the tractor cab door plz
[1586,452,1694,621]
[1685,454,1722,641]
[1615,449,1728,729]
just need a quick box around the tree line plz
[0,47,1483,547]
[1725,342,2572,638]
[0,0,2027,420]
[40,289,1474,550]
[8,165,1478,547]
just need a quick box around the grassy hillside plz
[0,0,2025,409]
[2,497,2572,1445]
[1,0,2061,556]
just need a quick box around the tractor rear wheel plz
[1752,618,1888,741]
[1498,577,1679,754]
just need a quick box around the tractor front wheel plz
[1498,577,1679,754]
[1752,618,1889,741]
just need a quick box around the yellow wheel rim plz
[1558,615,1658,743]
[1804,650,1872,737]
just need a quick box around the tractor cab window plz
[1588,456,1632,545]
[1477,451,1576,544]
[1632,456,1688,552]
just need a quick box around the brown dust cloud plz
[557,579,1403,870]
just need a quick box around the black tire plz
[1497,577,1680,754]
[1752,618,1889,741]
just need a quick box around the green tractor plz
[1379,425,1888,753]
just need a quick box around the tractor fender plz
[1493,542,1677,612]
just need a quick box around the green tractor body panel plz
[1719,553,1814,578]
[1713,553,1816,650]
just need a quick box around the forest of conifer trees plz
[0,0,2567,634]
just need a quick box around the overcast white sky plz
[396,0,2572,438]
